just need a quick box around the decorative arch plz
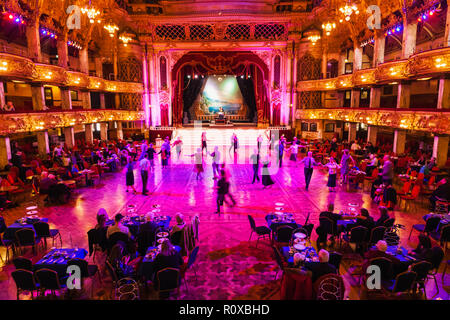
[171,51,270,126]
[160,56,168,89]
[273,55,281,88]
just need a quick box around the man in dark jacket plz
[137,214,159,256]
[304,249,337,283]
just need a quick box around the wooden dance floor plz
[0,146,448,300]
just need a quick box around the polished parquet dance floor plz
[0,147,449,300]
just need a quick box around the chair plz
[410,261,432,299]
[247,215,271,248]
[34,268,66,298]
[430,225,450,253]
[11,269,39,300]
[87,228,106,263]
[318,216,336,243]
[274,225,294,247]
[314,274,345,300]
[328,252,343,274]
[12,257,33,271]
[67,258,101,298]
[15,228,41,255]
[399,185,421,211]
[408,216,440,240]
[0,233,15,264]
[272,246,286,280]
[170,230,182,246]
[369,257,394,282]
[383,218,395,229]
[426,246,444,294]
[364,168,379,191]
[181,246,199,291]
[342,226,368,253]
[397,180,412,197]
[368,226,386,246]
[108,232,130,254]
[382,271,417,296]
[156,267,180,299]
[33,221,62,248]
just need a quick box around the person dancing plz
[250,148,260,184]
[172,136,183,161]
[287,137,299,167]
[299,151,321,191]
[125,156,137,194]
[209,146,221,180]
[229,133,238,155]
[324,157,340,192]
[201,132,208,155]
[257,134,263,153]
[215,169,236,215]
[340,149,355,185]
[261,157,275,189]
[188,148,204,180]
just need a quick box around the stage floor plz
[0,147,448,300]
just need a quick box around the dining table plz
[34,248,88,277]
[3,217,48,240]
[107,214,172,237]
[281,245,319,266]
[138,245,182,280]
[266,213,299,232]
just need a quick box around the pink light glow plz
[142,54,150,127]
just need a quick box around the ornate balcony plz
[297,47,450,91]
[295,108,450,135]
[0,109,144,135]
[0,53,144,94]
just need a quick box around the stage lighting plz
[240,75,244,79]
[187,75,191,79]
[194,75,198,79]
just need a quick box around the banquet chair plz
[435,199,449,215]
[11,269,39,300]
[34,268,66,298]
[410,261,432,299]
[181,246,199,291]
[0,232,15,264]
[382,271,417,297]
[367,226,386,247]
[67,258,101,298]
[12,257,33,271]
[363,168,379,192]
[15,228,42,255]
[368,257,394,283]
[108,232,130,255]
[313,274,345,300]
[170,230,182,247]
[328,252,343,275]
[426,246,444,294]
[399,185,421,212]
[274,225,294,248]
[318,217,336,245]
[383,218,395,230]
[156,268,180,299]
[87,228,106,263]
[272,246,286,280]
[408,216,441,240]
[247,215,271,248]
[430,224,450,253]
[396,181,412,200]
[33,221,62,249]
[342,226,368,254]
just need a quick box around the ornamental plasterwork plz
[167,50,189,71]
[251,50,272,67]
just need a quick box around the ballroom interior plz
[0,0,449,301]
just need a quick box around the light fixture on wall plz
[308,35,321,45]
[322,22,336,36]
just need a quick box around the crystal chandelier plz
[104,23,119,37]
[308,35,321,45]
[339,3,359,22]
[119,35,132,47]
[81,1,101,23]
[322,22,336,36]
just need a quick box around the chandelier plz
[119,35,132,46]
[308,35,321,45]
[81,1,101,23]
[339,4,359,22]
[104,23,119,37]
[322,22,336,36]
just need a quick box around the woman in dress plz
[158,148,169,168]
[261,157,275,188]
[189,148,204,180]
[257,135,263,153]
[340,149,355,185]
[172,136,183,161]
[125,156,137,194]
[324,157,339,192]
[288,137,299,166]
[201,132,208,155]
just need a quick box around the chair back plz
[33,221,51,238]
[410,185,421,198]
[67,258,89,278]
[272,246,284,271]
[187,246,199,269]
[12,269,37,292]
[440,225,450,242]
[314,274,345,300]
[108,243,125,264]
[34,268,61,290]
[247,215,256,232]
[303,223,314,239]
[105,259,119,283]
[304,212,311,225]
[401,181,411,193]
[428,175,435,186]
[170,230,183,246]
[429,246,444,271]
[319,217,334,235]
[424,216,441,234]
[108,232,129,251]
[371,168,379,179]
[383,218,395,229]
[275,226,294,243]
[156,268,180,292]
[392,271,417,293]
[13,257,33,271]
[328,252,342,271]
[410,261,432,282]
[369,226,386,244]
[349,226,368,244]
[410,170,418,177]
[15,228,36,246]
[369,257,394,281]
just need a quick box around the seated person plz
[347,208,375,232]
[107,213,132,240]
[39,172,57,195]
[170,212,186,238]
[304,249,337,283]
[370,175,383,200]
[4,101,15,112]
[137,213,159,256]
[375,206,391,227]
[362,240,402,276]
[379,183,397,210]
[152,239,183,285]
[94,211,108,251]
[318,203,343,238]
[429,178,450,211]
